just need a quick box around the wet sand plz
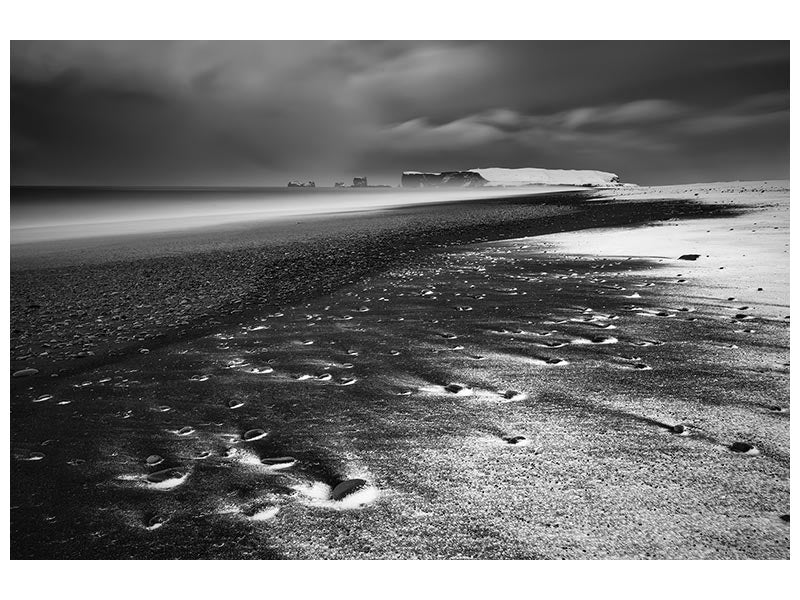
[10,182,789,559]
[11,190,722,378]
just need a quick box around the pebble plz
[243,428,267,442]
[730,441,757,454]
[331,479,368,501]
[146,467,189,489]
[504,435,527,445]
[261,456,297,470]
[13,368,39,378]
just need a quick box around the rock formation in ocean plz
[401,167,622,188]
[287,181,316,188]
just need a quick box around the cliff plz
[401,171,488,188]
[401,167,622,188]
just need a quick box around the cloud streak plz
[11,41,789,186]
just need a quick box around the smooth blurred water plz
[10,186,574,244]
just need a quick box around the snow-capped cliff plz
[471,167,620,187]
[401,167,622,188]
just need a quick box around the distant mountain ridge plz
[401,167,623,188]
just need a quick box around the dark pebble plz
[504,435,527,445]
[729,441,755,453]
[12,368,39,378]
[331,478,368,501]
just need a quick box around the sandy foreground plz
[10,181,789,559]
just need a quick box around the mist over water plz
[10,186,574,245]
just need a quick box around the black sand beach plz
[11,191,731,379]
[10,186,789,559]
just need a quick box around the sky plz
[10,41,789,187]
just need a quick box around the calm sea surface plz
[10,186,572,244]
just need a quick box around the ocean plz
[10,185,571,245]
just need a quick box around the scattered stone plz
[546,358,567,365]
[504,435,527,445]
[13,368,39,378]
[246,366,274,374]
[729,441,757,454]
[21,451,46,461]
[261,456,297,470]
[146,515,167,530]
[243,428,267,442]
[146,454,164,466]
[146,467,189,489]
[331,478,368,501]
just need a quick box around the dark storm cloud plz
[11,41,789,186]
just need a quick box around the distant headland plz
[288,168,626,189]
[401,167,623,188]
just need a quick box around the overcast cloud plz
[11,41,789,186]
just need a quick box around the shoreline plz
[10,180,789,559]
[10,185,586,246]
[11,191,738,381]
